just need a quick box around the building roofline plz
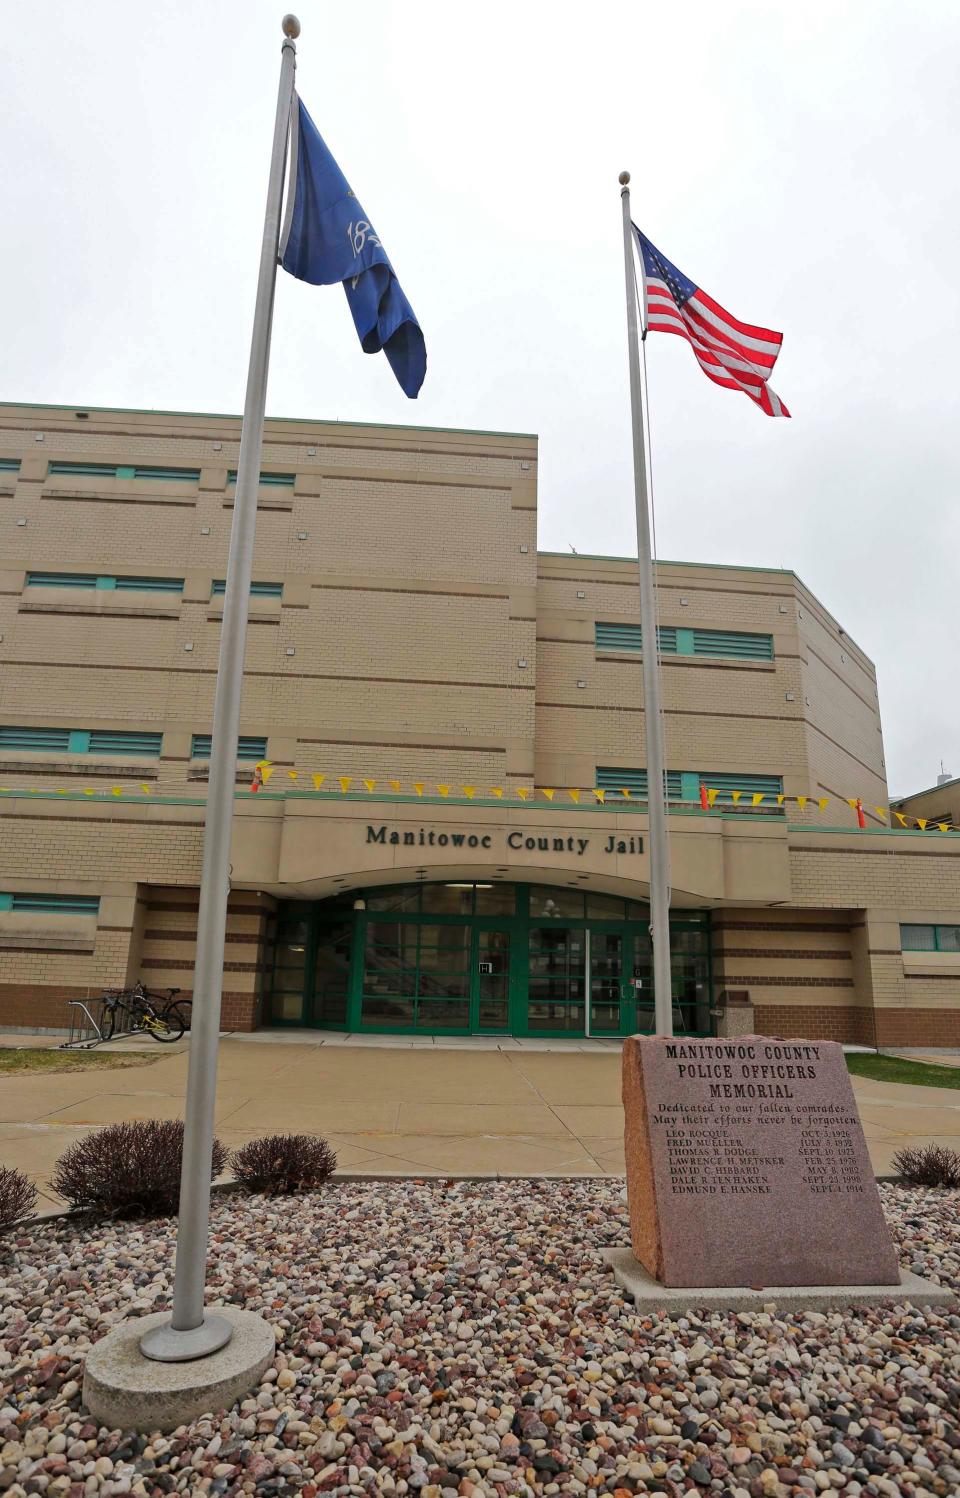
[538,549,793,577]
[891,775,958,806]
[0,399,538,443]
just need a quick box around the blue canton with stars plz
[634,228,697,307]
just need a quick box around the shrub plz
[232,1133,337,1195]
[0,1165,37,1232]
[52,1120,227,1219]
[893,1143,960,1188]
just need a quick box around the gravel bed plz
[2,1180,959,1497]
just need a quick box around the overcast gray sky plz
[3,1,957,797]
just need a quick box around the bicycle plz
[132,983,192,1033]
[101,986,185,1044]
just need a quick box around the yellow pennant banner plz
[0,767,952,835]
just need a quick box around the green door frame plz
[266,886,714,1038]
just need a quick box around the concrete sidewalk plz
[3,1036,959,1208]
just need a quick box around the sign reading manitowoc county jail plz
[623,1035,900,1289]
[365,824,644,857]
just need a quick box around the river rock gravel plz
[1,1180,959,1497]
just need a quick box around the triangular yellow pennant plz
[288,770,298,780]
[414,782,425,796]
[541,788,555,801]
[112,787,123,796]
[797,796,808,810]
[593,788,606,804]
[364,779,376,793]
[516,787,531,801]
[731,790,742,804]
[140,783,151,794]
[568,788,580,803]
[847,798,859,810]
[875,805,887,819]
[776,794,785,806]
[707,788,719,806]
[437,784,450,797]
[462,786,475,798]
[489,786,504,798]
[261,766,276,783]
[389,779,401,792]
[338,776,352,793]
[817,798,829,811]
[916,818,928,830]
[939,822,949,832]
[312,774,325,791]
[752,792,764,806]
[83,788,95,796]
[620,788,632,800]
[893,811,907,826]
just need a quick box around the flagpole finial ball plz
[282,14,301,37]
[619,171,631,185]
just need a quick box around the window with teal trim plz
[595,622,678,653]
[0,726,71,752]
[701,773,783,805]
[86,731,162,756]
[227,470,295,487]
[596,767,683,799]
[691,629,774,661]
[25,572,183,593]
[48,462,200,482]
[901,923,960,953]
[211,580,283,598]
[0,726,161,756]
[0,458,20,473]
[0,892,99,914]
[191,734,267,761]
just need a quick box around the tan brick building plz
[1,401,958,1043]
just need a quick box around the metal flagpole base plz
[140,1312,235,1362]
[83,1308,275,1433]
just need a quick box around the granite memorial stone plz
[623,1034,900,1288]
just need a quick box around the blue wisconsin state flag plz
[279,96,426,399]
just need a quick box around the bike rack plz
[58,997,134,1050]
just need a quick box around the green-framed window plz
[0,726,161,756]
[0,892,99,914]
[701,772,784,804]
[595,622,678,653]
[191,733,267,761]
[25,572,184,593]
[0,458,20,473]
[227,470,295,487]
[596,766,684,799]
[48,461,200,482]
[595,621,773,661]
[692,629,774,661]
[901,923,960,953]
[210,579,283,598]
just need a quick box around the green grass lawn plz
[0,1047,158,1075]
[846,1052,960,1089]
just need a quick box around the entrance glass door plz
[588,927,627,1035]
[472,926,511,1032]
[527,924,586,1034]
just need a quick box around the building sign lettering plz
[365,824,643,857]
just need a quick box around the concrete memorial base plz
[602,1248,954,1314]
[83,1308,275,1433]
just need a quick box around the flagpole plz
[618,171,673,1037]
[140,15,300,1363]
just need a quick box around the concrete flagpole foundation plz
[618,172,673,1036]
[82,14,301,1428]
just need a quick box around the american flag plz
[634,227,789,418]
